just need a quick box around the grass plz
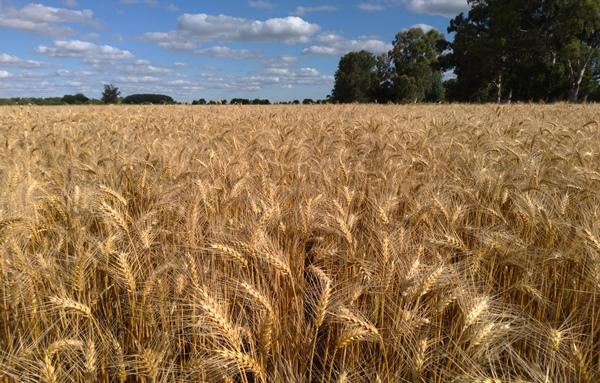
[0,104,599,382]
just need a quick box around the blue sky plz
[0,0,468,101]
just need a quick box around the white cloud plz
[168,79,191,85]
[0,53,186,98]
[265,67,290,75]
[248,0,274,9]
[18,70,49,78]
[291,5,337,16]
[315,33,345,44]
[408,23,436,32]
[119,59,173,75]
[116,75,160,83]
[0,70,11,78]
[178,14,319,43]
[198,66,333,91]
[195,46,262,60]
[141,32,197,51]
[405,0,467,17]
[62,0,78,7]
[0,53,47,68]
[36,40,134,62]
[119,0,159,5]
[81,32,101,40]
[358,0,467,16]
[303,33,392,56]
[142,13,320,50]
[264,55,298,69]
[0,3,95,36]
[357,3,385,12]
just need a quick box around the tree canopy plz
[330,1,600,103]
[442,0,600,102]
[331,28,446,103]
[122,94,175,104]
[388,28,446,102]
[62,93,90,105]
[101,84,121,104]
[331,50,378,103]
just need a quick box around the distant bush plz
[0,97,64,105]
[230,98,270,105]
[589,87,600,102]
[62,93,90,104]
[122,94,175,104]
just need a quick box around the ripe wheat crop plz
[0,104,599,382]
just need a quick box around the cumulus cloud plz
[195,46,262,60]
[197,66,333,92]
[0,53,47,68]
[357,3,385,12]
[36,40,134,63]
[302,33,392,56]
[0,70,11,78]
[141,32,196,51]
[248,0,274,9]
[408,23,436,32]
[142,13,320,50]
[358,0,467,16]
[116,75,160,83]
[264,55,298,69]
[167,79,192,86]
[119,59,173,75]
[0,67,102,97]
[291,5,337,16]
[405,0,467,16]
[0,3,96,36]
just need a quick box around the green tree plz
[544,0,600,101]
[444,0,600,102]
[101,84,120,104]
[371,53,396,103]
[122,94,174,104]
[62,93,89,104]
[443,1,521,102]
[388,28,447,102]
[331,50,378,103]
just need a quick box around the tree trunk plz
[567,54,592,103]
[496,73,503,103]
[568,66,587,102]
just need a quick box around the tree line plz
[331,0,600,103]
[0,85,176,105]
[0,84,331,106]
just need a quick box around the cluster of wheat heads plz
[0,104,599,382]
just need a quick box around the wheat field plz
[0,105,599,382]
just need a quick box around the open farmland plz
[0,105,599,382]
